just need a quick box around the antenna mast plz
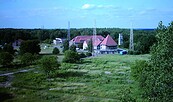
[93,20,97,55]
[129,23,134,51]
[67,21,70,41]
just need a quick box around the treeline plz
[0,28,156,54]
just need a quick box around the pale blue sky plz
[0,0,173,28]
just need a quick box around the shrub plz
[52,47,60,54]
[3,44,15,55]
[0,52,14,66]
[86,52,92,57]
[19,40,41,55]
[131,21,173,101]
[69,44,76,52]
[79,53,86,58]
[39,56,60,77]
[20,53,38,65]
[63,40,69,53]
[62,50,80,63]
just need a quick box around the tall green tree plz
[88,39,93,53]
[63,50,80,63]
[63,40,69,53]
[69,44,76,52]
[39,56,60,77]
[0,52,14,66]
[19,40,41,55]
[3,44,15,55]
[131,21,173,101]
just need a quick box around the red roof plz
[71,35,104,43]
[93,40,102,46]
[100,35,117,46]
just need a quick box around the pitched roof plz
[93,40,102,46]
[100,35,117,46]
[71,35,104,43]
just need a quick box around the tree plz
[20,53,38,65]
[3,44,15,55]
[0,52,14,66]
[78,43,83,49]
[39,56,60,77]
[62,50,80,63]
[19,40,41,55]
[69,44,76,52]
[63,40,69,53]
[131,21,173,101]
[52,47,60,54]
[0,47,2,52]
[88,39,93,53]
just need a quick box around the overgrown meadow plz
[0,54,150,102]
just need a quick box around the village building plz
[70,35,117,54]
[53,38,63,45]
[100,35,117,54]
[69,35,104,49]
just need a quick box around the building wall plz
[100,45,107,50]
[83,41,88,50]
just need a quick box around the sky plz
[0,0,173,29]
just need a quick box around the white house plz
[53,38,63,45]
[100,35,117,54]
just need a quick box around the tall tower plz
[93,20,97,50]
[129,24,134,51]
[67,21,70,41]
[118,33,123,45]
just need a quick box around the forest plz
[0,28,156,54]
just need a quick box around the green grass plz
[40,43,63,54]
[0,54,150,102]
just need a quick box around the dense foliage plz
[131,21,173,101]
[63,50,80,63]
[20,53,38,65]
[63,40,69,53]
[69,44,76,52]
[52,47,60,54]
[0,52,14,66]
[0,28,156,54]
[39,56,60,77]
[19,40,41,55]
[3,44,15,55]
[88,39,93,53]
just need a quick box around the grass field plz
[0,54,150,102]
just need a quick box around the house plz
[12,39,23,46]
[69,35,104,49]
[70,35,117,54]
[100,35,117,54]
[53,38,63,45]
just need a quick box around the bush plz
[19,40,41,55]
[62,50,80,63]
[63,40,69,53]
[86,52,92,57]
[128,50,140,55]
[79,53,86,58]
[20,53,38,65]
[131,21,173,101]
[0,52,14,66]
[39,56,60,77]
[52,47,60,54]
[69,45,76,52]
[3,44,15,55]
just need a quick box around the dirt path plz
[0,68,34,87]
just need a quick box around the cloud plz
[81,4,116,10]
[82,4,95,10]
